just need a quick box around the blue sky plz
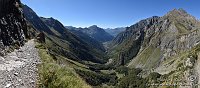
[21,0,200,28]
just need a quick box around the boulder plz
[36,32,45,43]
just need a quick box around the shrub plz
[75,69,117,86]
[115,66,129,75]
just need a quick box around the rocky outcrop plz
[0,0,28,56]
[36,32,45,43]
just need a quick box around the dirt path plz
[0,39,41,88]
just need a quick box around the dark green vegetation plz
[75,69,117,86]
[116,67,163,88]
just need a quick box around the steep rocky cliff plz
[129,9,200,69]
[109,9,200,69]
[0,0,28,56]
[107,9,200,87]
[109,16,160,66]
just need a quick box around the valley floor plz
[0,39,41,88]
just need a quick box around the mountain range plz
[23,5,108,64]
[66,25,114,43]
[1,0,200,87]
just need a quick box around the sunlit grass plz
[35,43,91,88]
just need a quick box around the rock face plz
[36,32,45,43]
[109,16,160,66]
[110,9,200,68]
[0,0,28,56]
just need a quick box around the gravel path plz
[0,39,41,88]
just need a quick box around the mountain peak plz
[171,8,187,14]
[89,25,98,28]
[163,8,198,22]
[165,8,189,17]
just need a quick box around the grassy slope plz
[117,44,200,88]
[35,43,91,88]
[46,27,107,64]
[127,19,199,70]
[36,37,118,87]
[128,45,162,69]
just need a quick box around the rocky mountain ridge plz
[104,9,200,88]
[66,25,114,42]
[109,9,200,68]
